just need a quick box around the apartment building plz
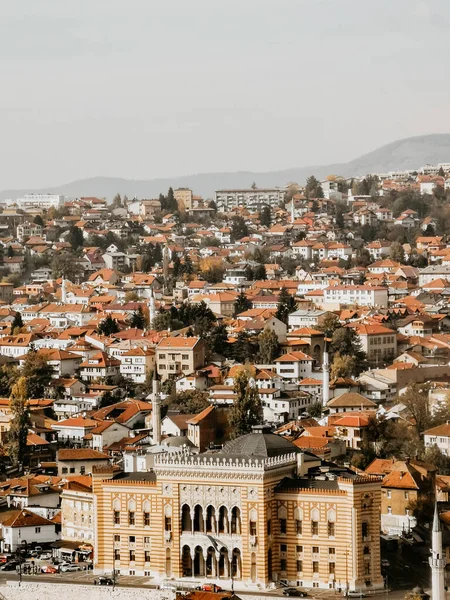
[323,286,388,309]
[215,188,285,212]
[156,336,207,380]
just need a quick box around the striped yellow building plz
[92,428,383,591]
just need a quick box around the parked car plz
[57,562,72,572]
[40,552,52,560]
[94,577,114,586]
[1,561,19,571]
[283,589,308,597]
[346,593,366,598]
[202,584,223,592]
[60,564,83,572]
[34,546,43,553]
[41,565,58,574]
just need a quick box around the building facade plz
[215,189,285,212]
[92,430,383,591]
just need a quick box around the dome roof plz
[221,426,300,459]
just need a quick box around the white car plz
[40,552,52,560]
[60,564,83,572]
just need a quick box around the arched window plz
[278,505,287,534]
[143,500,151,526]
[327,509,336,537]
[113,498,120,525]
[294,507,303,535]
[128,498,136,526]
[193,505,204,532]
[231,507,241,534]
[249,508,257,536]
[311,508,319,536]
[165,504,172,532]
[182,504,192,532]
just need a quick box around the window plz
[129,536,135,544]
[364,562,371,576]
[404,491,409,499]
[296,519,302,535]
[363,546,370,555]
[70,467,75,474]
[387,506,392,515]
[144,512,150,526]
[296,560,303,573]
[267,519,271,535]
[280,544,287,553]
[114,549,120,561]
[313,561,319,574]
[280,559,287,572]
[387,490,391,498]
[114,511,120,525]
[159,354,166,359]
[145,550,151,562]
[362,522,369,538]
[250,521,257,536]
[280,519,287,534]
[165,516,172,532]
[144,536,151,544]
[329,562,335,575]
[182,354,189,360]
[311,520,319,536]
[128,511,135,526]
[296,545,303,554]
[328,522,335,537]
[62,467,68,474]
[114,535,120,542]
[129,550,136,562]
[80,466,85,475]
[35,527,41,534]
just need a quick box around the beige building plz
[174,188,193,212]
[156,336,207,381]
[61,480,95,544]
[93,428,383,591]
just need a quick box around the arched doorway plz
[231,507,241,534]
[206,506,216,533]
[194,546,205,577]
[218,548,229,578]
[182,545,192,577]
[218,506,228,533]
[182,504,192,532]
[194,505,204,532]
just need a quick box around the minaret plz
[322,342,330,407]
[430,503,445,600]
[162,243,170,295]
[61,277,67,304]
[149,290,156,327]
[152,372,162,445]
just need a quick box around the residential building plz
[156,336,207,381]
[57,448,110,476]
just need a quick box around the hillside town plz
[1,165,450,596]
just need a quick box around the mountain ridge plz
[2,133,450,202]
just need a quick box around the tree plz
[168,390,210,415]
[8,377,30,469]
[390,242,405,263]
[7,246,13,258]
[51,254,82,280]
[67,225,84,251]
[112,193,122,208]
[228,368,263,437]
[233,292,252,317]
[400,383,431,436]
[257,329,280,363]
[130,306,147,330]
[308,402,323,419]
[305,175,324,199]
[355,248,372,267]
[11,312,23,334]
[330,327,367,375]
[275,287,297,325]
[253,264,267,281]
[438,166,445,177]
[231,216,249,241]
[318,312,340,337]
[205,323,230,357]
[33,215,44,227]
[232,331,258,364]
[259,206,271,227]
[330,353,356,379]
[98,390,119,409]
[97,314,120,336]
[21,351,54,398]
[0,364,19,397]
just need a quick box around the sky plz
[1,0,450,189]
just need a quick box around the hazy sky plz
[1,0,450,189]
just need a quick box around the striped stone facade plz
[92,452,383,591]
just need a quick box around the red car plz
[202,584,223,592]
[41,565,58,574]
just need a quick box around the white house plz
[424,423,450,456]
[323,285,388,309]
[0,509,58,552]
[274,351,314,381]
[119,347,155,384]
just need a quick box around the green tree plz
[257,329,280,363]
[97,314,120,336]
[11,312,24,334]
[400,383,431,436]
[228,368,263,437]
[355,248,372,267]
[233,292,252,317]
[67,225,84,250]
[130,306,147,330]
[21,351,54,398]
[318,312,340,337]
[168,390,210,415]
[205,323,230,357]
[390,242,405,263]
[232,331,258,363]
[112,193,122,208]
[0,364,19,397]
[308,402,323,419]
[305,175,324,199]
[8,377,31,469]
[51,254,82,280]
[231,216,249,241]
[275,287,297,324]
[253,264,267,280]
[330,327,367,375]
[259,206,271,227]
